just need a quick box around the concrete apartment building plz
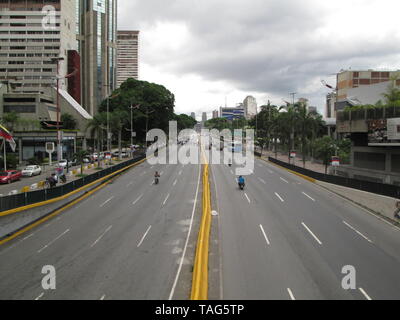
[76,0,117,116]
[202,112,207,123]
[243,96,257,119]
[116,30,139,88]
[212,110,218,119]
[336,69,400,111]
[0,0,77,93]
[334,69,400,185]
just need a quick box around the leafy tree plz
[61,113,78,130]
[86,113,107,166]
[1,112,20,133]
[99,78,175,143]
[174,113,197,131]
[313,136,337,174]
[110,110,128,160]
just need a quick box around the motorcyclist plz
[154,171,160,184]
[238,176,245,189]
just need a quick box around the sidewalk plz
[261,150,329,174]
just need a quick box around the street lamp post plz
[289,92,297,165]
[51,57,64,162]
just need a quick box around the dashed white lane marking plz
[169,163,201,301]
[280,177,289,184]
[302,192,316,202]
[343,221,373,243]
[23,233,34,241]
[35,292,44,300]
[100,294,106,300]
[301,222,322,245]
[287,288,296,300]
[275,192,284,202]
[173,179,178,186]
[258,177,266,184]
[132,194,143,205]
[179,170,182,175]
[137,225,152,247]
[230,170,234,175]
[163,193,170,206]
[244,193,251,204]
[127,181,133,187]
[160,171,164,176]
[91,225,112,248]
[268,170,273,174]
[100,196,114,208]
[38,229,70,253]
[259,225,271,246]
[359,288,372,300]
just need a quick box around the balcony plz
[337,106,400,133]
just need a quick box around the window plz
[4,105,36,113]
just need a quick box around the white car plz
[21,165,42,177]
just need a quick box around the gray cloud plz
[119,0,400,110]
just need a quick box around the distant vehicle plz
[0,170,22,184]
[21,165,42,177]
[82,157,91,164]
[104,152,112,160]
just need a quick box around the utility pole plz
[51,57,64,162]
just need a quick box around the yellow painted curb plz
[20,186,30,193]
[259,157,316,183]
[191,147,212,300]
[0,178,114,246]
[0,158,147,217]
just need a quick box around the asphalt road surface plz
[1,143,400,300]
[210,156,400,300]
[0,148,201,300]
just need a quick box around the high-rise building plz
[0,0,77,94]
[243,96,257,119]
[190,112,196,120]
[76,0,117,116]
[202,112,207,123]
[116,30,139,88]
[212,110,219,119]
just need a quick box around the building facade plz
[243,96,257,119]
[116,30,139,88]
[336,69,400,110]
[202,112,207,123]
[190,112,196,120]
[212,110,218,119]
[0,0,77,93]
[76,0,117,116]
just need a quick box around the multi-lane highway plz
[211,156,400,300]
[1,141,400,300]
[0,149,202,300]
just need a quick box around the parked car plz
[0,170,22,184]
[21,165,42,177]
[104,152,112,160]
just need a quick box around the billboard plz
[368,118,400,144]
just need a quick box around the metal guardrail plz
[0,154,146,213]
[268,157,400,199]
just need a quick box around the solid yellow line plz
[191,155,212,300]
[0,158,147,217]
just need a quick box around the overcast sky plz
[118,0,400,119]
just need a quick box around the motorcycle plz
[154,177,159,185]
[238,182,245,190]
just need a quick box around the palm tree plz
[110,110,128,160]
[86,113,107,167]
[74,150,89,175]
